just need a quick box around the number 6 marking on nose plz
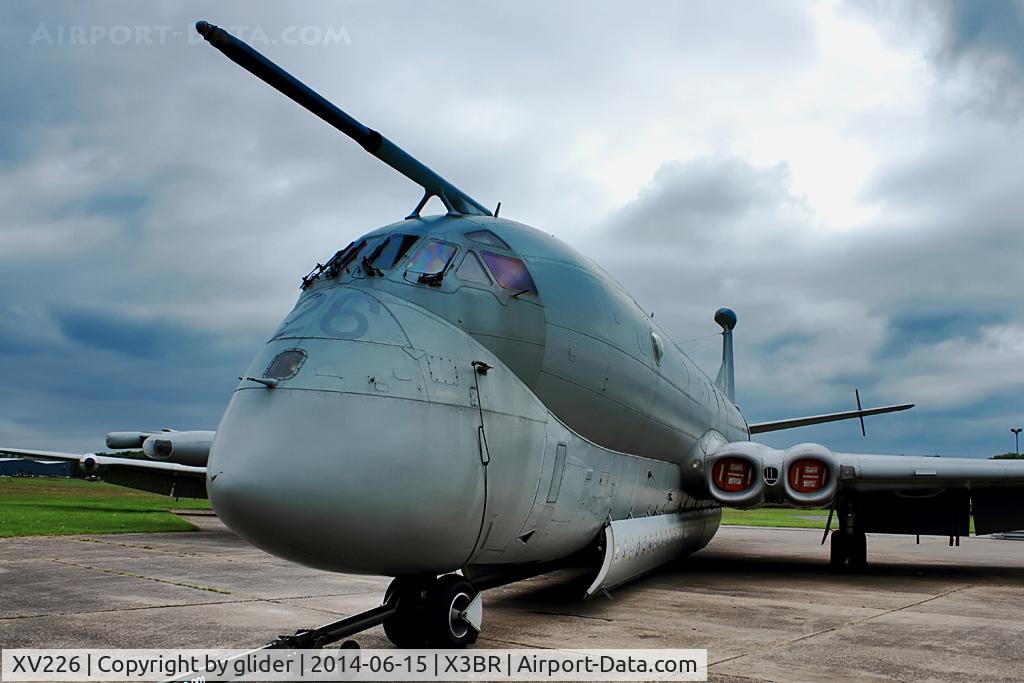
[319,292,380,339]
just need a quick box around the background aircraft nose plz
[207,385,487,576]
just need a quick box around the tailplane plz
[748,401,914,434]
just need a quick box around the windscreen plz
[339,235,383,271]
[456,252,492,285]
[369,234,419,270]
[481,252,538,296]
[466,229,510,250]
[406,239,458,275]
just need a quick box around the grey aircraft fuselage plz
[208,213,748,577]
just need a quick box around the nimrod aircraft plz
[6,21,1024,649]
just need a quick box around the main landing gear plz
[264,573,482,650]
[830,528,867,570]
[829,498,867,571]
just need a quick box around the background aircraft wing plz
[0,446,207,499]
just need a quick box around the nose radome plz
[208,385,486,576]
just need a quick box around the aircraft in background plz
[5,21,1024,650]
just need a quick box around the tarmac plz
[2,514,1023,682]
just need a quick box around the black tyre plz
[829,531,847,569]
[848,531,868,571]
[383,578,430,648]
[426,575,479,648]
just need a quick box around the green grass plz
[0,478,210,538]
[1,479,963,538]
[720,506,830,529]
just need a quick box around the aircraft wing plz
[697,438,1024,536]
[828,451,1024,536]
[839,452,1024,491]
[0,446,207,499]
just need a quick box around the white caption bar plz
[1,648,707,681]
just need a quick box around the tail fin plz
[714,308,737,403]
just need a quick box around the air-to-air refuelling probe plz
[6,21,1024,649]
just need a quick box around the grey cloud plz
[605,158,802,242]
[882,310,1006,355]
[936,2,1024,68]
[0,301,252,451]
[52,306,213,359]
[590,150,1023,456]
[853,0,1024,119]
[1,0,1021,459]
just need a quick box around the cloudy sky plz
[2,1,1022,457]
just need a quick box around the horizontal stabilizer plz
[748,403,914,434]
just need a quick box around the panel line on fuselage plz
[537,368,705,446]
[234,385,551,428]
[543,322,726,428]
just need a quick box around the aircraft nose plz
[207,385,486,576]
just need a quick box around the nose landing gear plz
[383,574,482,647]
[168,574,483,680]
[258,573,482,651]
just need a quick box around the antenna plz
[714,308,737,403]
[195,21,492,218]
[855,389,866,437]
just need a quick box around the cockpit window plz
[466,229,510,250]
[302,236,385,288]
[339,236,383,272]
[456,251,492,285]
[481,252,538,296]
[264,349,307,380]
[368,234,419,271]
[406,239,458,275]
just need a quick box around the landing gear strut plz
[829,499,867,571]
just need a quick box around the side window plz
[264,349,307,380]
[465,229,510,250]
[368,234,419,270]
[406,239,458,276]
[456,251,492,285]
[481,252,538,296]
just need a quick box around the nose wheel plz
[429,575,482,647]
[383,574,482,648]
